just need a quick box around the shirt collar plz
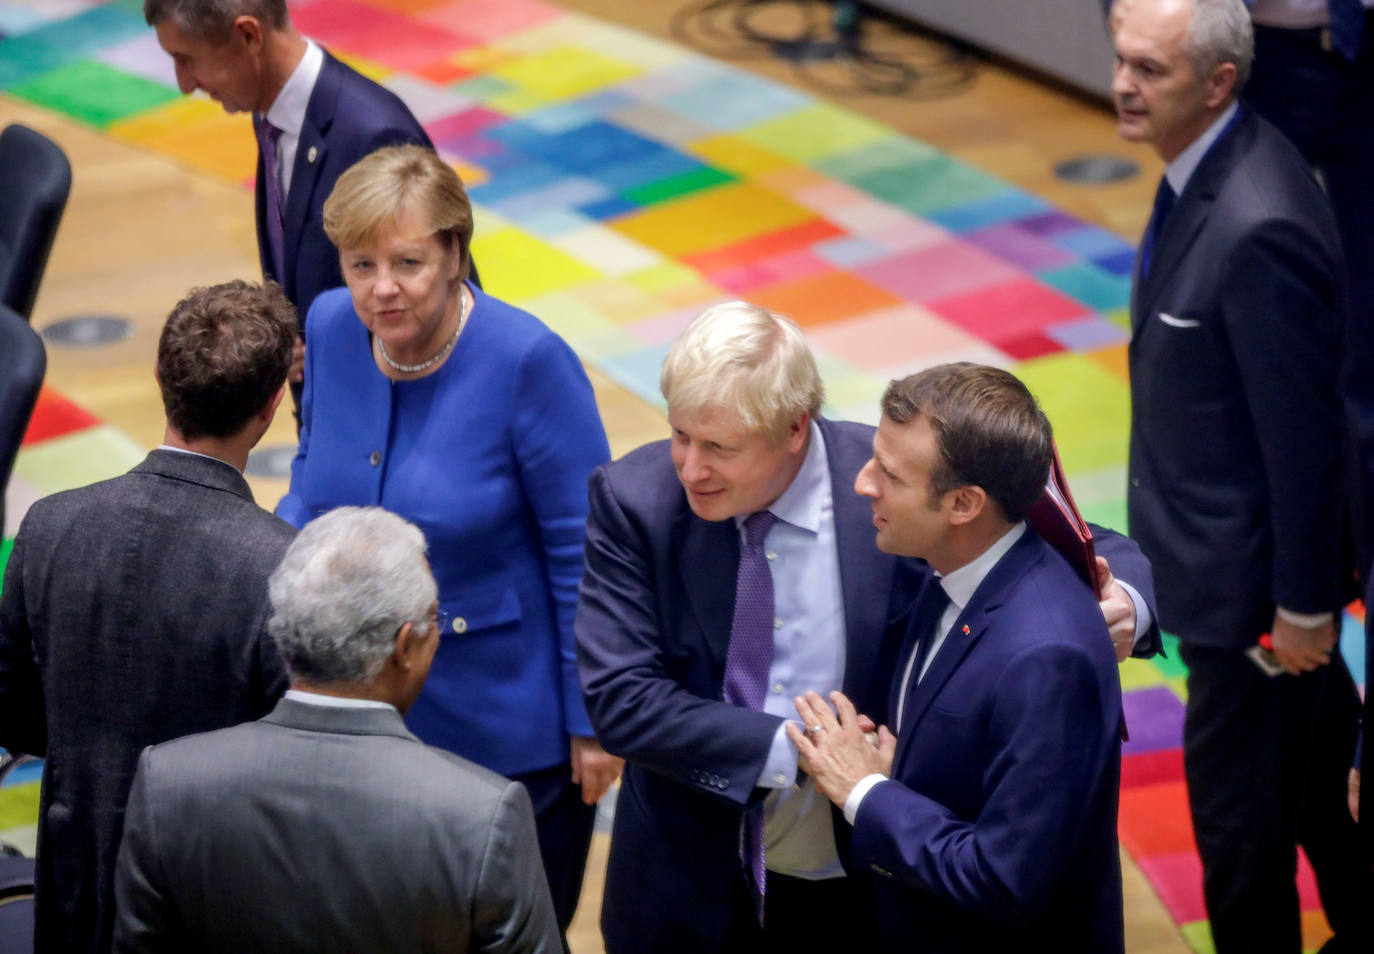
[284,688,396,712]
[937,522,1026,614]
[736,419,828,535]
[264,39,323,137]
[1164,99,1238,197]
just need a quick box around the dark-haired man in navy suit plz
[145,0,468,417]
[792,364,1126,954]
[1111,0,1372,949]
[575,303,1159,954]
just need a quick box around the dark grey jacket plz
[113,698,561,954]
[0,449,295,954]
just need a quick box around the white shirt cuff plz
[756,720,800,789]
[1115,579,1153,648]
[1275,606,1335,629]
[843,774,888,825]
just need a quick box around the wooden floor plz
[3,2,1186,951]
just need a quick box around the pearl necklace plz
[377,288,468,374]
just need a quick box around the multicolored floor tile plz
[0,2,1364,950]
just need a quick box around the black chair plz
[0,123,72,320]
[0,304,47,535]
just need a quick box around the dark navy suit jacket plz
[255,50,432,320]
[1127,106,1349,650]
[852,527,1125,954]
[576,419,917,953]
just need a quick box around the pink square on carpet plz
[709,249,830,295]
[857,240,1022,304]
[827,201,941,244]
[293,0,480,70]
[869,218,950,254]
[995,331,1061,360]
[1137,852,1209,924]
[806,304,986,372]
[792,180,879,215]
[425,106,507,143]
[926,278,1091,340]
[1297,849,1322,910]
[415,0,563,40]
[627,304,719,346]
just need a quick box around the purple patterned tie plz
[722,509,778,922]
[254,115,286,282]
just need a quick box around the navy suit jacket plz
[852,527,1125,954]
[255,50,432,320]
[1127,106,1349,650]
[576,419,918,953]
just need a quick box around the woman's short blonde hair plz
[660,301,824,440]
[322,145,473,281]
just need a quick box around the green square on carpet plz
[0,783,39,831]
[1154,633,1189,678]
[855,154,1006,217]
[623,166,734,205]
[0,538,12,596]
[0,36,79,90]
[9,60,181,129]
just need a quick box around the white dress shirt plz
[284,688,396,712]
[262,39,324,199]
[741,420,848,880]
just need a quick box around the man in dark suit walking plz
[790,364,1127,954]
[113,506,561,953]
[1111,0,1372,949]
[575,302,1159,953]
[0,280,299,954]
[144,0,451,415]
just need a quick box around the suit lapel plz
[1135,107,1254,328]
[894,530,1043,770]
[675,510,740,677]
[280,54,341,300]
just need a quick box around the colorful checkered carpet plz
[0,1,1365,950]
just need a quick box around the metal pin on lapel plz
[307,146,318,163]
[962,624,970,635]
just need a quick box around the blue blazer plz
[255,51,432,319]
[576,419,918,953]
[278,286,609,777]
[852,528,1125,954]
[1127,106,1350,649]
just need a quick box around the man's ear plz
[232,15,263,50]
[392,621,416,671]
[946,484,988,526]
[1204,62,1238,109]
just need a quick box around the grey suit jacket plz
[0,449,295,954]
[113,698,562,954]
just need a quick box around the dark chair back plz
[0,124,72,320]
[0,304,47,535]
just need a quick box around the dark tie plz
[722,509,778,920]
[894,582,951,735]
[1139,176,1176,281]
[1330,0,1364,60]
[254,115,286,282]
